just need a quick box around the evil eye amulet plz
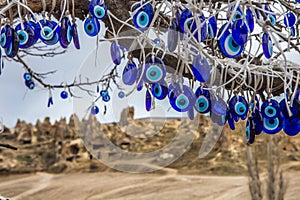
[284,12,297,27]
[59,17,73,48]
[194,87,211,114]
[110,41,122,65]
[25,79,35,90]
[89,1,107,20]
[38,20,60,45]
[15,22,36,49]
[192,54,211,83]
[246,118,256,144]
[229,96,248,120]
[145,90,152,111]
[71,23,80,49]
[232,19,248,45]
[263,116,282,134]
[4,29,19,58]
[217,23,244,58]
[122,61,138,85]
[23,73,31,81]
[143,56,166,83]
[167,19,179,52]
[91,105,100,115]
[208,16,217,38]
[246,8,255,33]
[282,116,300,136]
[84,16,100,37]
[151,81,168,100]
[262,32,273,59]
[230,6,243,22]
[0,25,13,48]
[261,99,280,119]
[132,3,154,31]
[169,85,196,112]
[60,91,68,99]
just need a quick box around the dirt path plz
[0,171,299,200]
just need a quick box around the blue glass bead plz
[38,20,60,45]
[118,91,125,99]
[232,19,249,45]
[192,54,211,83]
[168,82,180,98]
[261,99,280,119]
[84,16,100,37]
[15,22,36,49]
[227,111,235,130]
[102,95,111,102]
[262,32,273,59]
[122,61,137,85]
[263,116,282,134]
[0,25,13,48]
[246,118,255,144]
[217,23,244,58]
[279,99,299,118]
[208,16,217,38]
[4,29,19,58]
[230,6,243,22]
[194,86,211,114]
[246,8,254,33]
[283,116,300,136]
[229,96,248,120]
[71,23,80,49]
[110,41,122,65]
[284,12,297,27]
[25,79,35,90]
[151,81,168,100]
[291,26,296,37]
[167,19,179,52]
[59,17,72,48]
[89,0,107,20]
[132,2,154,31]
[91,105,100,115]
[169,85,196,112]
[60,91,68,99]
[268,14,276,25]
[23,73,31,81]
[100,90,109,97]
[211,97,228,116]
[145,90,152,111]
[188,108,195,120]
[211,112,227,126]
[47,97,54,107]
[143,56,166,83]
[190,13,207,42]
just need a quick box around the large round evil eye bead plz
[279,99,300,118]
[84,16,100,37]
[110,41,122,65]
[246,118,256,144]
[38,20,60,45]
[246,8,255,33]
[59,17,72,48]
[0,25,13,48]
[263,117,282,134]
[261,99,280,119]
[262,32,273,59]
[89,1,107,20]
[71,23,80,49]
[143,57,166,83]
[167,19,179,52]
[151,81,168,100]
[232,19,249,45]
[217,23,244,58]
[169,85,196,112]
[132,3,154,31]
[15,22,36,49]
[229,96,248,119]
[284,12,297,27]
[192,54,211,83]
[194,87,211,114]
[208,16,217,38]
[122,61,137,85]
[60,91,68,99]
[91,105,100,115]
[4,29,19,58]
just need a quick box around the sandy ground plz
[0,171,299,200]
